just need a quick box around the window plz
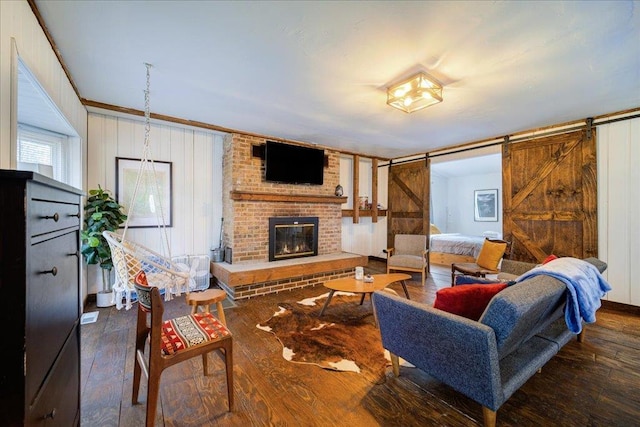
[17,125,67,182]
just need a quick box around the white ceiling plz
[32,0,640,160]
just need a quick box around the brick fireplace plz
[212,133,366,300]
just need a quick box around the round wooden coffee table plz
[319,273,411,316]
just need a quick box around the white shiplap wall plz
[87,112,224,295]
[0,1,87,172]
[339,155,389,259]
[0,0,88,304]
[597,117,640,306]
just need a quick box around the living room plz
[1,1,639,426]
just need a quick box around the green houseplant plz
[81,186,128,307]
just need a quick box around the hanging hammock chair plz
[103,230,190,309]
[102,64,191,310]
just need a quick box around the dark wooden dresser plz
[0,170,83,426]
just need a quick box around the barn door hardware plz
[502,135,510,156]
[586,117,594,140]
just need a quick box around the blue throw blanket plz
[516,257,612,333]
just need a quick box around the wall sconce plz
[387,72,443,113]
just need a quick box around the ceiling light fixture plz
[386,72,443,113]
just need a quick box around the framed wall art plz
[116,157,172,228]
[474,189,498,222]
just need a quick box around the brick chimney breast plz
[222,134,342,264]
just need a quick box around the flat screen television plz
[265,141,324,185]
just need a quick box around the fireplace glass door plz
[269,217,319,261]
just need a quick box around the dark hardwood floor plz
[80,260,640,426]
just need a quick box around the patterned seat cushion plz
[161,312,231,356]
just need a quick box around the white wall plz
[430,170,502,236]
[340,155,389,259]
[597,117,640,306]
[430,172,448,232]
[445,172,503,236]
[0,0,88,303]
[0,1,87,172]
[86,112,224,294]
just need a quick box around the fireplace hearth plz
[269,216,319,261]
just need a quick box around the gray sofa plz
[372,257,608,427]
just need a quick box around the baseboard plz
[601,300,640,316]
[368,255,386,263]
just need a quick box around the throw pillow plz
[542,254,558,264]
[476,240,508,270]
[434,283,508,321]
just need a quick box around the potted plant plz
[81,185,128,307]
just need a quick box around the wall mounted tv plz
[265,141,325,185]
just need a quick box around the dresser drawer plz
[28,326,79,426]
[26,231,80,403]
[30,198,80,237]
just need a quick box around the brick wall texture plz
[222,134,342,264]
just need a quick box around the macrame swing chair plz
[103,64,190,310]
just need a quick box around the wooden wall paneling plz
[103,116,118,193]
[212,134,224,257]
[599,123,629,303]
[1,2,86,139]
[372,158,378,223]
[86,113,221,293]
[192,130,214,255]
[170,126,189,256]
[628,120,640,306]
[597,119,640,306]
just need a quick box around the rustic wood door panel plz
[502,130,597,263]
[387,160,430,247]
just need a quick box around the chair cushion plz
[388,254,425,269]
[476,240,507,270]
[161,312,231,356]
[434,283,508,321]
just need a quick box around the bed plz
[429,233,487,266]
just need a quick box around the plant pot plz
[96,290,114,308]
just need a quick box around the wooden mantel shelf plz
[231,191,347,204]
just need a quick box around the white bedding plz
[429,233,486,258]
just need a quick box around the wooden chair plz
[186,288,228,325]
[132,280,233,426]
[386,234,429,286]
[451,238,512,286]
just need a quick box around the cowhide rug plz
[256,291,391,383]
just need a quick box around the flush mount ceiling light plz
[386,72,443,113]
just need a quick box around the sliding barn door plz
[502,130,597,263]
[387,160,430,247]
